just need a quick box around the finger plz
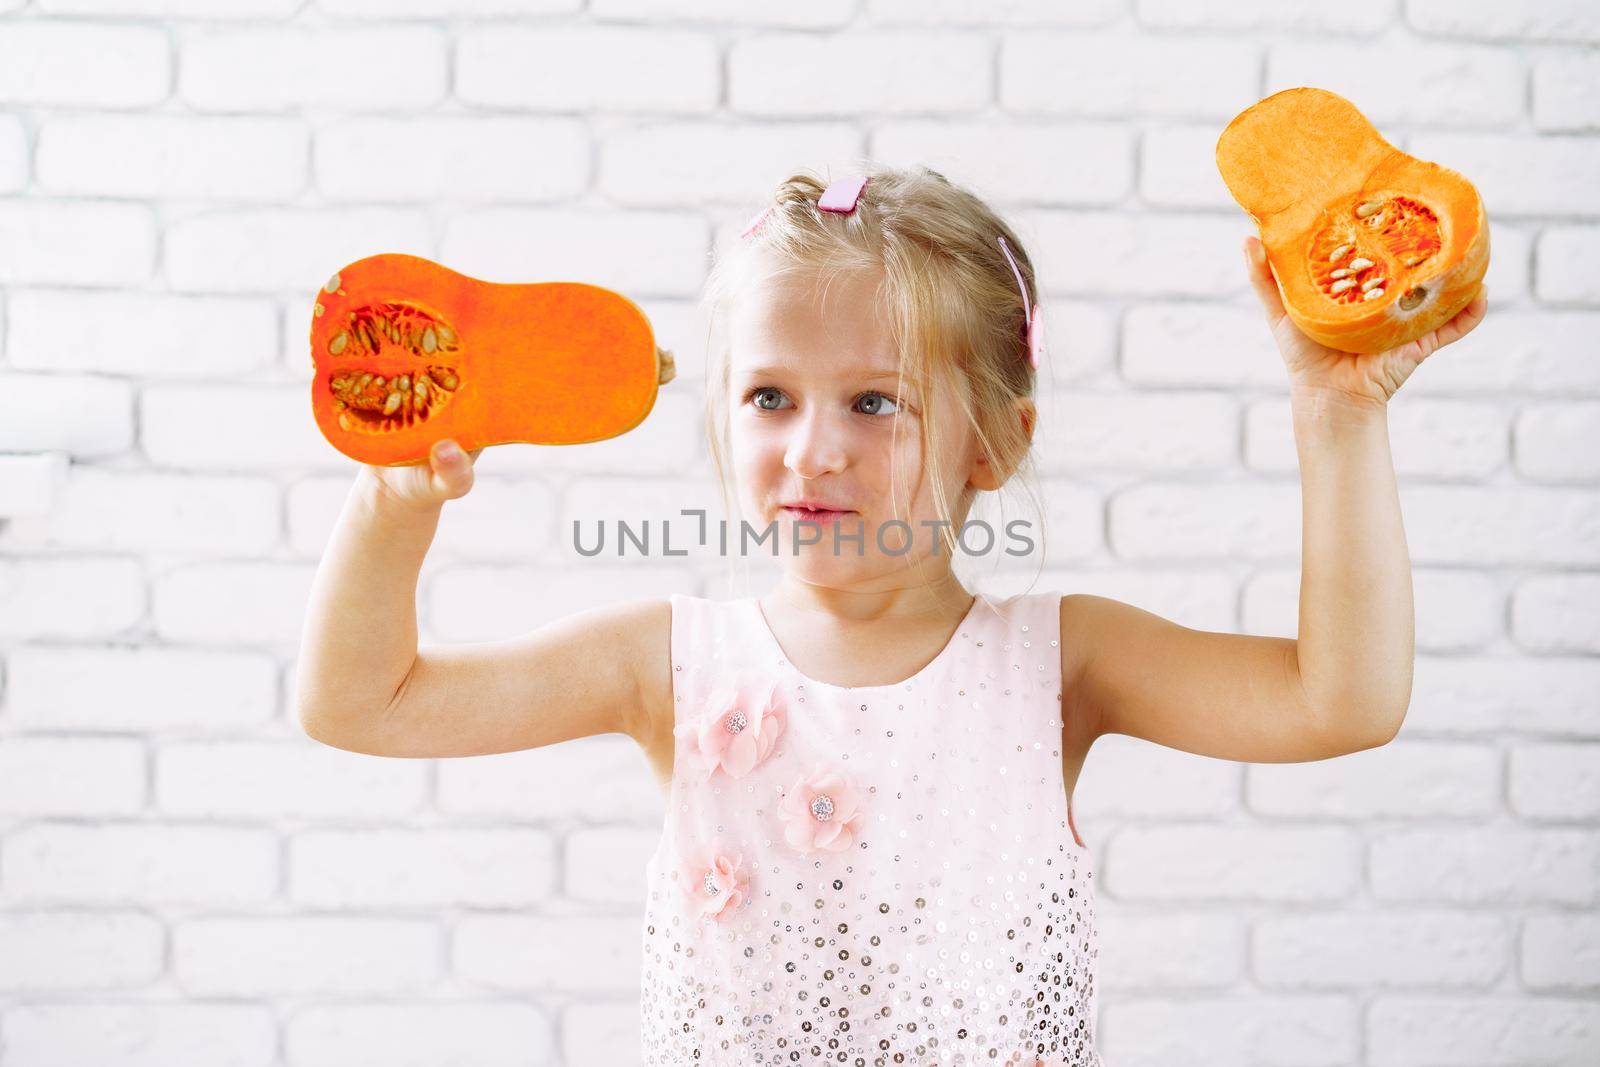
[428,439,475,498]
[1242,236,1287,327]
[1430,284,1489,350]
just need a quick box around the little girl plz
[295,164,1488,1066]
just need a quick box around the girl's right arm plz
[293,439,673,760]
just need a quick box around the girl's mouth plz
[781,506,854,521]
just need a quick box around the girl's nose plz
[783,409,847,480]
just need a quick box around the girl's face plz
[727,261,981,584]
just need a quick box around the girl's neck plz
[764,573,974,626]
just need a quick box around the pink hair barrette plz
[997,234,1045,370]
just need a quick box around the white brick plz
[1245,396,1508,480]
[1401,486,1600,566]
[0,200,156,286]
[1103,910,1243,987]
[1509,743,1600,820]
[1535,225,1600,303]
[1138,0,1393,33]
[731,32,989,116]
[459,26,717,113]
[1003,32,1258,120]
[164,207,431,294]
[561,1001,644,1067]
[1369,996,1600,1066]
[0,468,279,554]
[0,912,163,993]
[289,828,558,907]
[1370,828,1599,904]
[151,562,315,646]
[1104,996,1354,1064]
[1040,299,1116,383]
[1533,53,1600,131]
[3,823,277,905]
[1038,391,1236,472]
[180,27,446,112]
[1266,41,1523,128]
[315,116,587,203]
[1110,827,1357,901]
[0,113,26,193]
[1521,914,1600,990]
[1409,655,1600,736]
[439,207,704,299]
[0,451,67,518]
[0,556,144,640]
[142,384,348,471]
[437,733,664,823]
[36,116,306,201]
[175,916,438,996]
[0,737,144,818]
[40,0,298,13]
[1045,568,1238,637]
[602,121,858,207]
[427,564,682,642]
[1023,482,1105,566]
[157,740,427,818]
[1514,400,1600,482]
[0,373,130,457]
[1139,126,1234,209]
[1406,0,1600,43]
[286,1003,555,1067]
[455,913,639,993]
[869,0,1122,25]
[7,290,278,377]
[875,121,1133,206]
[324,0,572,14]
[567,825,657,903]
[1122,303,1285,388]
[1405,310,1600,396]
[1243,566,1501,653]
[6,645,276,732]
[1037,213,1253,298]
[1254,911,1507,988]
[1109,483,1298,561]
[1408,133,1600,217]
[2,1004,275,1066]
[600,0,848,21]
[0,23,168,108]
[1248,741,1499,817]
[1511,573,1600,654]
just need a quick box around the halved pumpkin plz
[308,253,675,466]
[1216,87,1489,355]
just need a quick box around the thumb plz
[1242,236,1287,328]
[428,438,476,500]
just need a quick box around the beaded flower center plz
[725,709,748,734]
[702,870,720,895]
[810,793,835,822]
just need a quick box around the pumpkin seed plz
[1361,277,1385,292]
[329,330,349,356]
[398,375,410,391]
[1363,287,1385,300]
[1355,200,1383,218]
[436,324,456,347]
[1329,244,1352,261]
[1331,268,1352,280]
[1348,257,1374,271]
[339,412,353,430]
[1331,279,1357,294]
[324,272,341,294]
[422,327,438,354]
[384,390,402,415]
[313,303,324,318]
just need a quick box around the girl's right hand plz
[364,438,484,512]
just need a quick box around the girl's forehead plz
[729,270,900,377]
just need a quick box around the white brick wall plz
[0,3,1596,1066]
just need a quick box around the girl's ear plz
[969,396,1036,491]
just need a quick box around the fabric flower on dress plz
[678,839,750,922]
[674,681,787,780]
[778,765,864,854]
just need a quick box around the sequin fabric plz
[640,590,1102,1065]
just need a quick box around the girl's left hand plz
[1243,235,1489,411]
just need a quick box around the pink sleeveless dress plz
[639,589,1102,1066]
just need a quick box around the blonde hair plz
[698,162,1048,594]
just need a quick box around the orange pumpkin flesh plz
[309,253,675,466]
[1216,87,1489,355]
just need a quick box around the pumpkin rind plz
[1216,87,1490,355]
[308,253,671,466]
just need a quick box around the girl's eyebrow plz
[739,365,914,385]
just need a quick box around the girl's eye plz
[742,387,903,417]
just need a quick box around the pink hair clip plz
[998,235,1045,370]
[739,206,772,239]
[817,175,868,214]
